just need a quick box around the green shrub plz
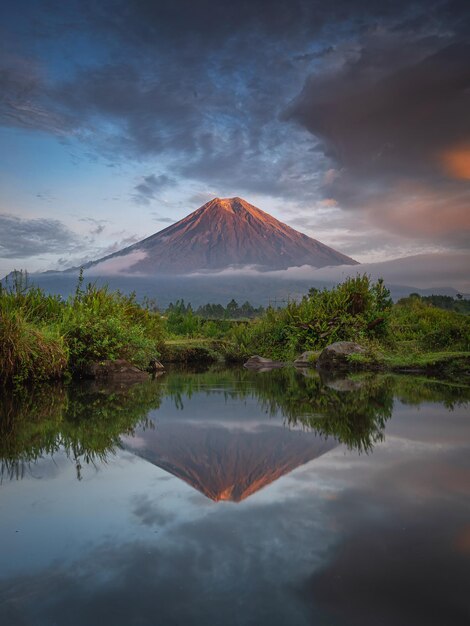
[228,275,392,360]
[61,281,164,373]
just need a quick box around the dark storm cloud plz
[0,214,80,258]
[0,56,73,135]
[133,174,174,205]
[287,41,470,179]
[1,0,469,250]
[0,495,331,626]
[131,494,175,526]
[285,30,470,245]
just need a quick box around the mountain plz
[77,196,357,274]
[123,421,337,502]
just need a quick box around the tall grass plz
[390,297,470,352]
[0,309,68,383]
[0,270,164,383]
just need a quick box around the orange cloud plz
[362,181,470,240]
[455,526,470,555]
[440,145,470,180]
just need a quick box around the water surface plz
[1,367,469,625]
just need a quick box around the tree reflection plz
[1,367,468,480]
[0,381,161,480]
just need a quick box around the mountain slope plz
[79,196,358,274]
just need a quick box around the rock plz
[148,358,165,372]
[317,342,366,370]
[244,355,285,370]
[87,359,149,381]
[293,351,319,367]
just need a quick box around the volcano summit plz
[79,197,357,275]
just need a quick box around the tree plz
[226,299,239,317]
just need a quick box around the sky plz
[1,0,469,278]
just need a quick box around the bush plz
[228,275,392,360]
[61,281,164,373]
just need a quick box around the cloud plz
[297,447,470,625]
[285,34,470,247]
[0,54,75,136]
[133,174,174,205]
[131,494,175,527]
[440,144,470,180]
[151,213,175,224]
[86,250,148,275]
[78,217,109,235]
[1,407,469,626]
[0,213,80,258]
[1,0,469,267]
[189,252,470,293]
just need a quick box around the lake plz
[1,367,469,626]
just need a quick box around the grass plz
[348,349,470,373]
[0,310,68,383]
[0,270,164,384]
[2,270,469,382]
[160,338,225,363]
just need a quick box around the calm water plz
[1,367,469,626]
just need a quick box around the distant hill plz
[71,196,357,274]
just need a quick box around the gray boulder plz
[87,359,149,381]
[317,342,366,370]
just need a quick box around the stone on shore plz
[149,358,165,372]
[87,359,149,381]
[317,342,366,370]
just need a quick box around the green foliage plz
[167,298,264,322]
[0,270,164,382]
[228,275,392,360]
[165,300,201,336]
[0,309,68,383]
[399,292,470,314]
[164,298,252,340]
[61,281,164,372]
[0,272,68,382]
[390,297,470,351]
[160,339,223,363]
[2,367,469,479]
[0,379,163,480]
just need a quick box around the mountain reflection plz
[124,421,337,502]
[1,368,468,498]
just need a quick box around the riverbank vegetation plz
[1,271,469,383]
[0,271,164,383]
